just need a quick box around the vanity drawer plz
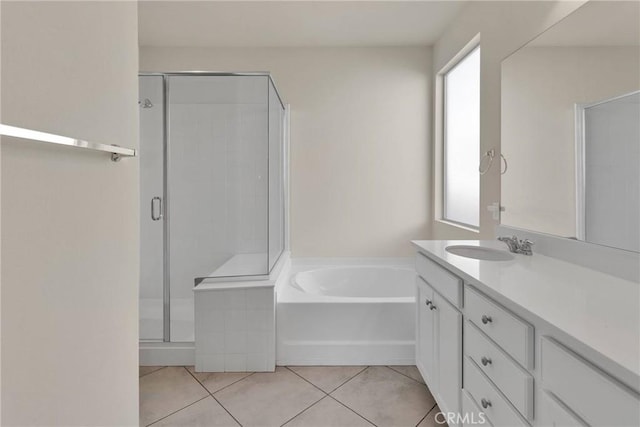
[461,389,492,427]
[463,357,528,427]
[465,286,534,369]
[415,252,462,308]
[464,321,533,419]
[540,337,640,427]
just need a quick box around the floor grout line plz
[285,366,387,426]
[301,366,376,426]
[210,393,243,427]
[414,413,429,426]
[414,403,438,427]
[279,394,328,427]
[284,366,331,396]
[281,366,377,427]
[325,365,368,394]
[146,395,210,427]
[213,372,256,394]
[139,366,167,379]
[386,366,427,386]
[184,366,244,426]
[191,368,256,395]
[327,394,379,427]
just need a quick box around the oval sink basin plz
[445,245,514,261]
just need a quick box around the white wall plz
[430,0,586,239]
[140,47,431,257]
[1,2,139,425]
[501,46,639,237]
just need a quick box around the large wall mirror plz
[501,1,640,253]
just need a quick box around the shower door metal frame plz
[139,72,171,342]
[139,71,287,343]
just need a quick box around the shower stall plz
[139,73,287,345]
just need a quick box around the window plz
[442,46,480,228]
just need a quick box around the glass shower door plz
[139,73,284,344]
[139,75,165,341]
[168,75,269,342]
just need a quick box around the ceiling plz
[530,1,640,47]
[138,1,467,47]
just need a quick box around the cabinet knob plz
[430,304,437,311]
[481,356,492,366]
[481,398,492,409]
[425,299,432,307]
[481,315,493,324]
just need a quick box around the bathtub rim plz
[277,257,416,304]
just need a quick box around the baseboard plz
[140,342,195,366]
[277,341,415,366]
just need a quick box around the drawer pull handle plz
[481,315,493,324]
[425,299,432,307]
[481,356,492,366]
[481,398,492,409]
[430,304,437,311]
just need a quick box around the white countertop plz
[412,240,640,381]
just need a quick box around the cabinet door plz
[416,278,436,387]
[539,390,587,427]
[540,336,639,427]
[434,291,462,422]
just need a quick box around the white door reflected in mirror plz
[500,1,640,253]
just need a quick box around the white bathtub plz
[276,259,416,366]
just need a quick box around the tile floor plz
[140,365,443,427]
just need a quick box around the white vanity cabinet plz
[413,244,640,427]
[416,254,463,425]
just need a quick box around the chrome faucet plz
[498,235,534,255]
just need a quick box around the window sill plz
[436,219,480,234]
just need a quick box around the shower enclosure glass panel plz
[139,75,165,341]
[269,80,285,270]
[168,75,269,342]
[139,73,286,344]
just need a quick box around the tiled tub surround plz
[413,240,640,427]
[276,258,416,366]
[193,253,291,372]
[139,365,441,427]
[195,285,276,372]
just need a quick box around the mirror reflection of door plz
[577,91,640,252]
[500,1,640,253]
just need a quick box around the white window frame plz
[434,36,481,232]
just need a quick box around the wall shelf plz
[0,124,137,162]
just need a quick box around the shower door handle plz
[151,196,163,221]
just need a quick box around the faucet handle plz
[519,239,534,255]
